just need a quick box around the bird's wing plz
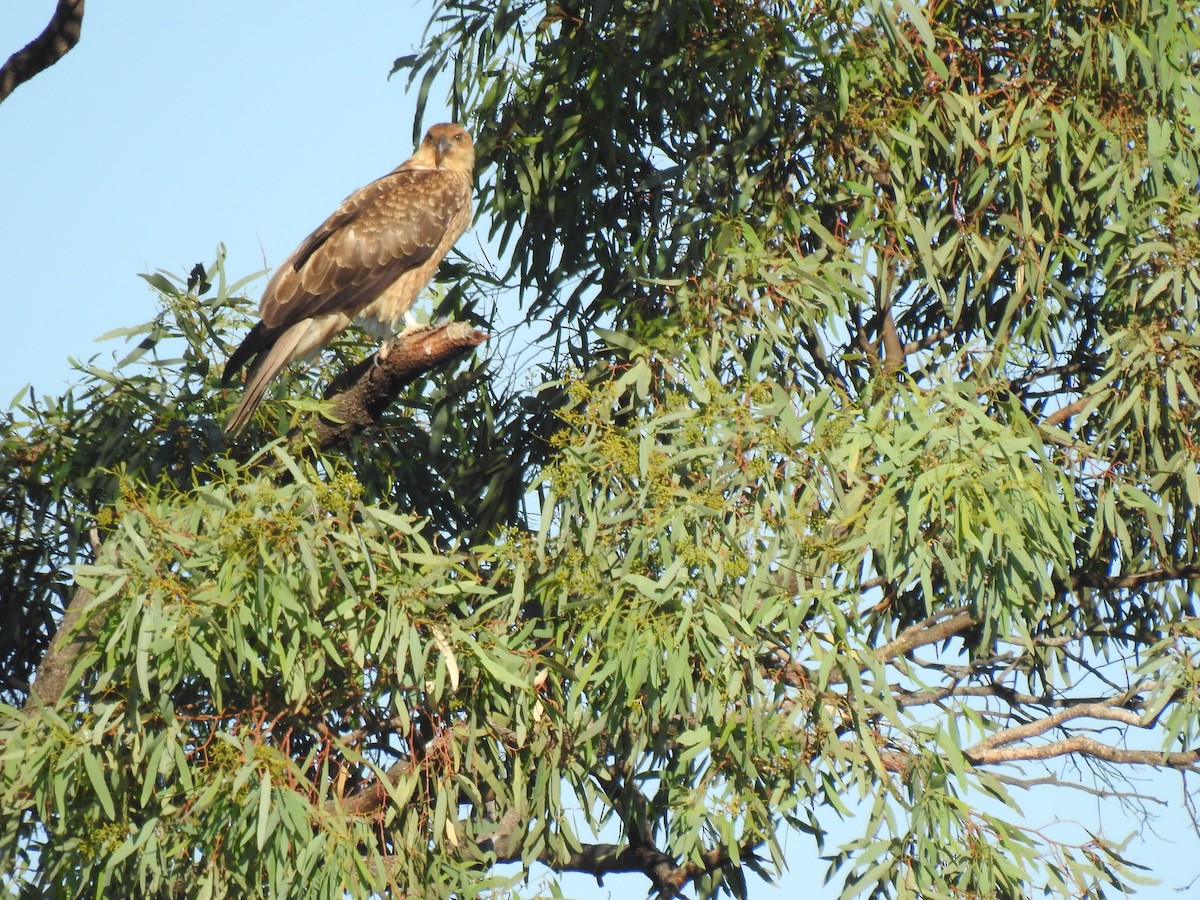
[259,166,468,329]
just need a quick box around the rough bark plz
[312,321,488,447]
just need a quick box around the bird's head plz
[419,123,475,173]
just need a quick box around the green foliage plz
[5,0,1200,897]
[1,459,532,897]
[0,255,252,702]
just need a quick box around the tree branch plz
[0,0,84,106]
[892,682,1120,710]
[27,583,95,707]
[1009,360,1101,390]
[902,326,955,356]
[836,564,1199,685]
[879,306,905,378]
[1071,565,1200,592]
[965,698,1200,769]
[348,749,751,897]
[311,321,488,448]
[489,824,755,899]
[762,606,978,690]
[27,526,102,707]
[330,757,421,816]
[1041,395,1094,427]
[874,606,975,663]
[970,700,1146,753]
[796,321,850,394]
[968,736,1200,769]
[337,721,749,898]
[992,772,1168,805]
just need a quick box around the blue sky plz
[0,2,456,403]
[1,3,1197,898]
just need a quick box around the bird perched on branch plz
[222,122,475,435]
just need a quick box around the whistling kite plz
[222,122,475,434]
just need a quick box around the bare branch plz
[901,326,955,356]
[372,835,706,894]
[346,740,753,896]
[1041,395,1094,427]
[993,772,1168,805]
[875,606,975,663]
[893,682,1118,710]
[27,583,95,708]
[761,606,977,691]
[1071,565,1200,592]
[0,0,84,106]
[796,321,850,394]
[965,699,1200,770]
[330,758,408,816]
[968,736,1200,769]
[311,321,488,447]
[970,701,1146,753]
[880,307,905,377]
[1009,360,1100,390]
[489,824,755,899]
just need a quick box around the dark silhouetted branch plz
[0,0,84,105]
[1071,565,1200,592]
[489,822,755,899]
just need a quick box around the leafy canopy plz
[4,1,1200,897]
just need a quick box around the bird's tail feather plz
[224,323,309,435]
[222,321,272,387]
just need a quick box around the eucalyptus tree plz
[4,1,1200,897]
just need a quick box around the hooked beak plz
[434,135,453,167]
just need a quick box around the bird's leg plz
[378,312,433,361]
[400,310,426,333]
